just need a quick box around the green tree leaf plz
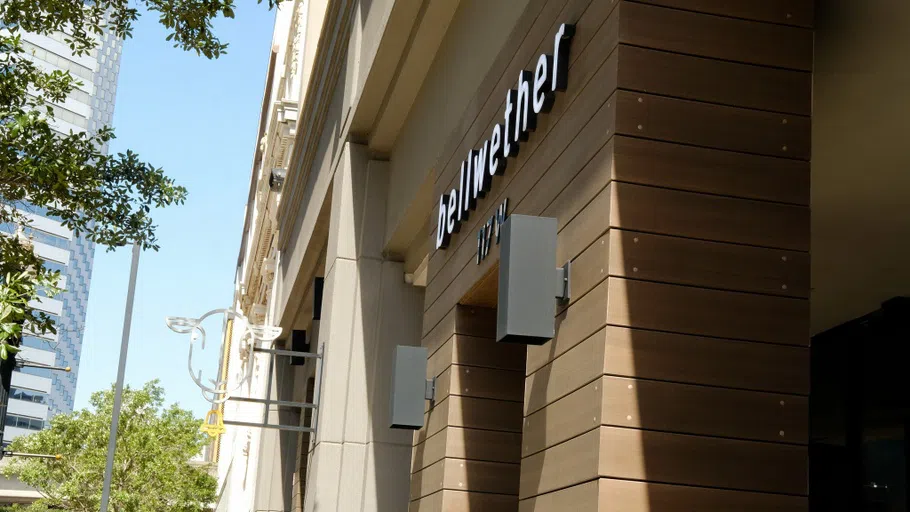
[2,381,217,512]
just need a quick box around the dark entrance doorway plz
[811,297,910,512]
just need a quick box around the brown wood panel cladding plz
[443,458,520,496]
[525,331,605,415]
[425,51,620,318]
[411,459,445,500]
[414,0,814,504]
[608,230,810,298]
[408,491,443,512]
[434,0,619,193]
[422,306,496,355]
[440,396,524,434]
[519,428,601,499]
[427,334,525,378]
[412,427,523,473]
[428,2,623,296]
[528,321,808,397]
[597,478,808,512]
[603,326,810,395]
[599,427,807,495]
[612,135,809,205]
[610,182,810,251]
[619,1,813,70]
[436,365,525,404]
[519,478,808,512]
[518,479,600,512]
[460,264,499,308]
[523,379,602,457]
[522,373,806,460]
[616,91,810,160]
[410,457,520,500]
[412,429,448,473]
[601,376,808,443]
[556,233,609,315]
[526,277,609,376]
[617,45,812,115]
[628,0,813,28]
[411,490,518,512]
[423,180,614,339]
[607,278,809,345]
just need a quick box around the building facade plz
[220,1,910,511]
[1,26,122,440]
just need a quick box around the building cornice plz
[277,0,356,250]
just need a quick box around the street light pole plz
[100,243,140,512]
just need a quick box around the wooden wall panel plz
[518,480,600,512]
[619,1,812,70]
[525,331,605,415]
[424,57,620,324]
[617,44,812,115]
[602,326,810,395]
[600,376,808,443]
[414,306,524,511]
[519,477,808,512]
[444,427,522,465]
[611,135,809,206]
[607,278,809,345]
[440,459,521,496]
[599,426,808,495]
[523,379,602,457]
[408,490,443,512]
[597,479,808,512]
[426,1,623,307]
[526,277,609,376]
[610,182,809,251]
[519,428,601,499]
[608,229,810,298]
[440,490,519,512]
[615,91,810,160]
[434,0,620,196]
[629,0,813,27]
[556,233,609,315]
[412,429,447,473]
[427,334,525,378]
[422,305,497,356]
[416,0,813,508]
[411,459,445,500]
[436,365,525,403]
[412,427,522,473]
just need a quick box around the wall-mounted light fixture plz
[269,168,286,192]
[389,346,433,430]
[497,215,570,345]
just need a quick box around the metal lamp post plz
[99,243,141,512]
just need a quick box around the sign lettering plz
[436,23,575,251]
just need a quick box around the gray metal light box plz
[389,345,429,429]
[496,215,559,345]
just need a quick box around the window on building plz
[10,387,47,404]
[5,414,45,431]
[20,41,94,80]
[0,222,70,250]
[42,259,66,274]
[20,335,55,350]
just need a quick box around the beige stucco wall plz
[812,0,910,333]
[383,0,531,257]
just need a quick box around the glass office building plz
[0,26,122,442]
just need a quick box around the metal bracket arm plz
[253,347,320,359]
[227,396,317,409]
[222,420,315,433]
[555,260,571,303]
[425,377,436,401]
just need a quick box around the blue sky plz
[73,4,277,417]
